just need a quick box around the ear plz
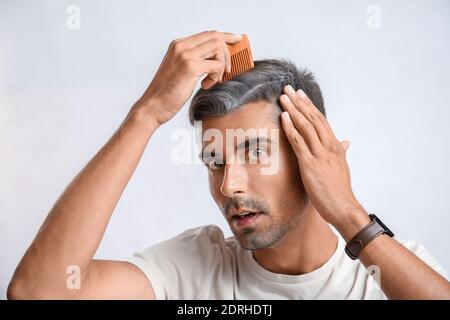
[340,140,350,153]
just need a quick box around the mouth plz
[231,211,264,228]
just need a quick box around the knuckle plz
[181,59,195,71]
[208,74,220,82]
[179,51,189,61]
[329,142,342,154]
[303,154,314,163]
[290,130,301,143]
[211,38,221,46]
[301,120,312,130]
[288,101,297,110]
[168,39,177,48]
[318,114,329,125]
[171,41,183,55]
[209,30,220,38]
[318,113,326,122]
[169,39,179,49]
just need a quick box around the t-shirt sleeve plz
[124,224,227,300]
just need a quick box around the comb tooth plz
[235,54,240,73]
[237,51,244,73]
[228,50,248,79]
[236,51,244,74]
[232,54,238,70]
[242,50,249,70]
[243,50,249,69]
[235,49,249,74]
[222,34,254,82]
[235,52,241,71]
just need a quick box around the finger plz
[201,32,235,74]
[187,37,230,75]
[295,87,339,142]
[341,140,350,152]
[183,38,224,61]
[340,141,350,160]
[193,60,223,89]
[184,39,226,85]
[222,42,231,73]
[221,32,244,44]
[283,85,332,146]
[174,31,242,51]
[212,46,226,83]
[279,94,323,155]
[280,111,312,160]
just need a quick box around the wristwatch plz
[345,214,394,260]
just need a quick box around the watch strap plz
[345,214,391,260]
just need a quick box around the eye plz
[248,147,267,161]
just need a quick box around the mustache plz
[223,196,270,217]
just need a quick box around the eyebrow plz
[199,136,273,163]
[236,136,272,150]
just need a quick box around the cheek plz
[264,145,308,211]
[278,138,306,193]
[208,172,225,206]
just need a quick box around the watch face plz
[372,214,395,237]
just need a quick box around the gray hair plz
[188,59,325,125]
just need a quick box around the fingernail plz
[281,111,290,120]
[235,34,243,40]
[285,85,295,94]
[297,89,307,98]
[280,94,289,102]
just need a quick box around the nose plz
[220,163,248,198]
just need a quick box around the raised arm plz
[7,30,243,300]
[279,84,450,299]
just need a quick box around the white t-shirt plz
[125,224,448,300]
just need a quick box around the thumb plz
[340,140,350,152]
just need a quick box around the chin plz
[245,221,293,250]
[234,228,280,250]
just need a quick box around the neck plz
[252,203,338,275]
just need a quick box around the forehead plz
[201,100,280,133]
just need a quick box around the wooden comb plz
[221,34,254,82]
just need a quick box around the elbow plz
[7,273,49,300]
[7,277,58,300]
[7,277,28,300]
[7,271,81,300]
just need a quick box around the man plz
[7,30,450,299]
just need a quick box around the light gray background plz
[1,0,449,299]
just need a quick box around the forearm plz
[7,30,241,299]
[336,208,450,299]
[9,102,159,296]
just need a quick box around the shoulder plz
[156,224,228,250]
[133,224,230,265]
[125,224,231,299]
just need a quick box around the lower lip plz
[233,212,263,227]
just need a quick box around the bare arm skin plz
[7,30,243,300]
[279,85,450,299]
[338,209,450,300]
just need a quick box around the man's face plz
[201,101,310,250]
